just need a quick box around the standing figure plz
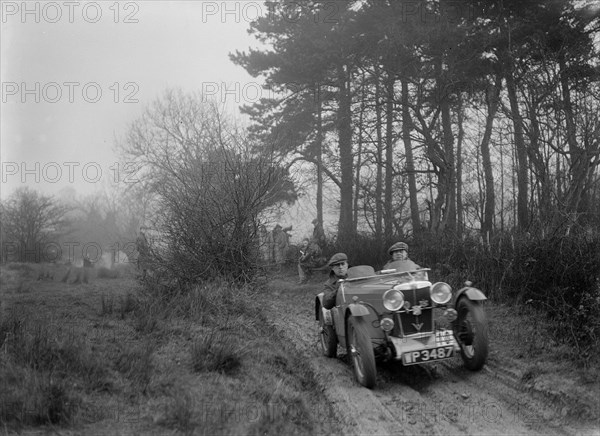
[272,225,285,269]
[258,225,272,263]
[272,224,292,269]
[297,238,321,284]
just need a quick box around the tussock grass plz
[97,266,119,279]
[100,292,137,318]
[0,307,112,392]
[0,365,79,426]
[0,306,112,428]
[115,342,155,394]
[0,262,336,434]
[157,387,197,433]
[190,327,243,375]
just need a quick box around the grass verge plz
[0,263,336,435]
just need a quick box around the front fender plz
[455,286,487,303]
[347,302,370,317]
[315,293,324,321]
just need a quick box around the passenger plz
[322,253,349,310]
[383,242,420,272]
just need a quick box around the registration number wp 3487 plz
[402,346,454,365]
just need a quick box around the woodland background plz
[2,0,599,354]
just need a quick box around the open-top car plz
[315,261,489,388]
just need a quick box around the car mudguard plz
[454,286,487,303]
[347,302,370,317]
[315,293,325,321]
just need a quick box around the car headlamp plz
[431,282,452,304]
[383,288,405,311]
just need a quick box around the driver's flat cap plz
[328,253,348,266]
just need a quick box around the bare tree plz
[118,89,296,283]
[1,187,70,262]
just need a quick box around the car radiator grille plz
[394,287,433,336]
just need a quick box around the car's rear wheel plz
[347,317,376,388]
[454,297,488,371]
[319,306,337,358]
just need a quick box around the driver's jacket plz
[322,271,347,310]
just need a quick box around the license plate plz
[402,346,454,365]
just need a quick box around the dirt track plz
[262,277,600,436]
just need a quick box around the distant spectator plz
[258,225,272,263]
[83,254,93,268]
[272,224,292,269]
[297,238,321,284]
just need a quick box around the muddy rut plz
[262,278,599,436]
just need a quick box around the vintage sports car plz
[315,261,489,388]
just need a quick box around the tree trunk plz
[441,94,456,234]
[384,74,394,240]
[375,78,383,241]
[480,74,502,237]
[315,84,324,228]
[456,92,465,238]
[401,80,420,235]
[353,78,366,229]
[337,65,355,240]
[505,72,529,230]
[559,53,587,221]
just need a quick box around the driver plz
[383,242,420,271]
[321,253,349,310]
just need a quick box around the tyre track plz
[261,278,599,436]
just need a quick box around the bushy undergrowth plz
[503,234,600,356]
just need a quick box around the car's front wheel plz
[454,297,489,370]
[319,306,337,358]
[347,317,376,388]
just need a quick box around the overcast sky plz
[1,1,269,199]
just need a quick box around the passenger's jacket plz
[382,259,420,272]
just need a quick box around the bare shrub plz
[118,90,296,284]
